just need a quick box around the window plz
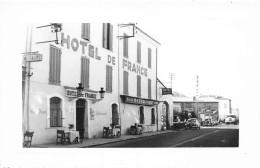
[22,66,26,101]
[123,33,128,58]
[140,106,144,124]
[106,65,113,92]
[112,104,119,125]
[148,79,151,99]
[81,23,90,41]
[49,45,61,85]
[151,108,155,124]
[137,75,141,97]
[102,23,113,51]
[123,71,129,95]
[137,41,141,63]
[148,48,152,68]
[50,97,63,127]
[81,57,90,89]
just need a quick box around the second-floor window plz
[148,48,152,68]
[123,71,129,95]
[106,65,113,92]
[123,33,128,58]
[137,41,141,63]
[148,79,151,99]
[103,23,113,51]
[81,23,90,41]
[81,56,90,89]
[137,75,141,97]
[49,45,61,85]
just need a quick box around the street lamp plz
[76,83,84,97]
[99,87,105,99]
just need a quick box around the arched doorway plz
[76,99,86,131]
[112,104,119,125]
[162,101,170,129]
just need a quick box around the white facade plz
[22,23,160,144]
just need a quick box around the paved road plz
[92,124,239,148]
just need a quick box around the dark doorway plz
[76,99,86,131]
[112,104,119,125]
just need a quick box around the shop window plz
[50,97,63,127]
[81,23,90,41]
[123,71,129,95]
[81,57,90,89]
[49,45,61,85]
[137,41,141,63]
[151,108,155,124]
[102,23,113,51]
[139,106,144,124]
[112,104,119,125]
[123,33,128,58]
[148,48,152,68]
[137,75,141,97]
[106,65,113,92]
[148,79,151,99]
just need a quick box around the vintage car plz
[185,118,200,130]
[225,115,238,125]
[203,118,213,126]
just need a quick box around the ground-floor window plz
[50,97,63,127]
[112,103,119,125]
[151,108,155,124]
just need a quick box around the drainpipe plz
[117,24,122,126]
[156,48,158,131]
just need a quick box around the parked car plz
[225,115,238,125]
[185,118,200,130]
[203,118,213,126]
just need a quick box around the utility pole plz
[169,73,175,90]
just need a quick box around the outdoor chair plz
[23,131,34,148]
[56,130,70,144]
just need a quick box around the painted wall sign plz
[122,59,147,76]
[108,55,115,65]
[23,51,42,62]
[162,88,172,95]
[65,89,96,99]
[90,108,95,120]
[61,33,101,60]
[121,95,159,106]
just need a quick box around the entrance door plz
[163,102,170,129]
[76,99,85,131]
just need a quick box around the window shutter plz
[86,58,90,88]
[148,48,152,68]
[123,33,128,57]
[137,75,141,97]
[123,71,128,95]
[81,57,90,89]
[148,79,151,99]
[106,65,113,92]
[82,23,90,41]
[109,24,113,50]
[137,41,141,63]
[103,23,107,49]
[49,45,61,85]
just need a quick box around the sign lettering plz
[65,89,96,99]
[162,88,172,95]
[121,95,159,106]
[123,59,147,77]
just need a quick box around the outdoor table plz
[64,130,80,143]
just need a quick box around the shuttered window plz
[81,57,90,89]
[140,106,144,124]
[106,65,113,92]
[50,97,63,127]
[148,48,152,68]
[137,75,141,97]
[148,79,151,99]
[151,108,155,124]
[81,23,90,41]
[102,23,113,51]
[123,71,129,95]
[137,41,141,63]
[123,33,128,58]
[49,45,61,85]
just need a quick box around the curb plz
[82,130,176,147]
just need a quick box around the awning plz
[120,95,160,106]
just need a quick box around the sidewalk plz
[32,129,180,148]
